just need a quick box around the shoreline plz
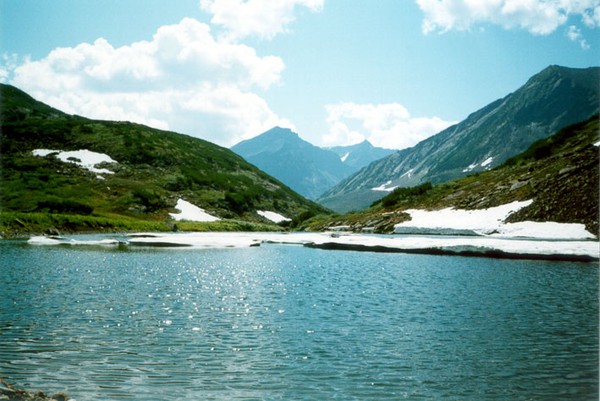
[0,380,69,401]
[20,231,600,263]
[304,241,599,263]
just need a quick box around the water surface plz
[1,237,597,400]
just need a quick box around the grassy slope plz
[0,84,330,236]
[304,116,599,235]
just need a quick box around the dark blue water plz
[1,237,598,400]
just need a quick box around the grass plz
[0,211,283,238]
[0,83,331,236]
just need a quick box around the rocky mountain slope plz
[232,128,394,200]
[305,115,599,235]
[0,84,329,235]
[231,127,354,200]
[327,140,394,171]
[319,65,600,213]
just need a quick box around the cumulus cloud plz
[416,0,600,35]
[8,18,293,146]
[200,0,324,40]
[324,102,456,149]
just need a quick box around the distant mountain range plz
[231,127,393,200]
[2,64,597,237]
[0,84,328,235]
[318,65,600,213]
[326,141,394,171]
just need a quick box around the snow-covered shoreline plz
[305,233,599,262]
[394,200,596,240]
[26,231,599,262]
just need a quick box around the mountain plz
[327,140,394,170]
[0,84,329,235]
[318,65,600,213]
[231,127,354,200]
[305,115,599,235]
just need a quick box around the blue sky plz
[2,0,599,149]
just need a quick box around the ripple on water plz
[0,240,597,400]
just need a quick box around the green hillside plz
[0,84,329,236]
[305,115,599,235]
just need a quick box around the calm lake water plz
[1,235,598,400]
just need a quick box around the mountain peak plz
[264,126,297,136]
[526,65,598,87]
[319,65,600,213]
[356,140,375,149]
[232,127,353,199]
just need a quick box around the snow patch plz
[127,232,320,248]
[32,149,58,157]
[28,236,120,246]
[462,162,478,172]
[394,200,596,240]
[128,232,261,248]
[169,199,220,222]
[27,236,63,245]
[400,168,414,179]
[394,200,532,236]
[257,210,291,223]
[27,232,599,261]
[372,180,398,192]
[463,157,493,172]
[493,221,596,240]
[32,149,118,176]
[340,152,350,162]
[372,169,416,191]
[307,233,598,261]
[594,140,600,147]
[481,156,494,168]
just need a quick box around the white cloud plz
[0,53,22,83]
[9,18,292,146]
[324,102,456,149]
[566,24,590,49]
[416,0,600,35]
[200,0,324,40]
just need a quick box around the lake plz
[1,235,598,400]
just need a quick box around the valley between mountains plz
[0,65,598,242]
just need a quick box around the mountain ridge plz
[304,115,599,235]
[318,65,600,213]
[326,140,395,171]
[231,127,394,200]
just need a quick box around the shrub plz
[377,182,433,208]
[36,197,93,215]
[132,189,168,213]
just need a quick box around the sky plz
[1,0,599,149]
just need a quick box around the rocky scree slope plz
[319,65,600,213]
[306,115,599,235]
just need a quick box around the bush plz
[377,182,433,208]
[36,197,93,215]
[224,193,251,214]
[132,189,168,212]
